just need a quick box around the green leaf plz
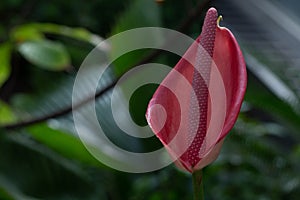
[0,175,39,200]
[18,40,71,71]
[110,0,161,34]
[110,0,161,76]
[0,101,16,125]
[0,43,12,87]
[0,132,97,199]
[0,187,14,200]
[27,123,108,169]
[11,23,106,47]
[34,23,105,46]
[245,73,300,141]
[10,24,44,42]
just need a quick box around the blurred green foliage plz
[0,0,299,199]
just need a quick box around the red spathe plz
[146,8,247,172]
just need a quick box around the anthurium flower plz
[146,8,247,173]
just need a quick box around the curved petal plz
[213,26,247,142]
[194,139,225,170]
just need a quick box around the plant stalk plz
[192,169,204,200]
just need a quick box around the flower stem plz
[192,169,204,200]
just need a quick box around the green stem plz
[192,169,204,200]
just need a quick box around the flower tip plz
[201,7,218,35]
[206,7,218,18]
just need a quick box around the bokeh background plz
[0,0,300,199]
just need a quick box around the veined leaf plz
[18,40,71,71]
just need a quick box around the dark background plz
[0,0,300,199]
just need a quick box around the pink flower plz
[146,8,247,172]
